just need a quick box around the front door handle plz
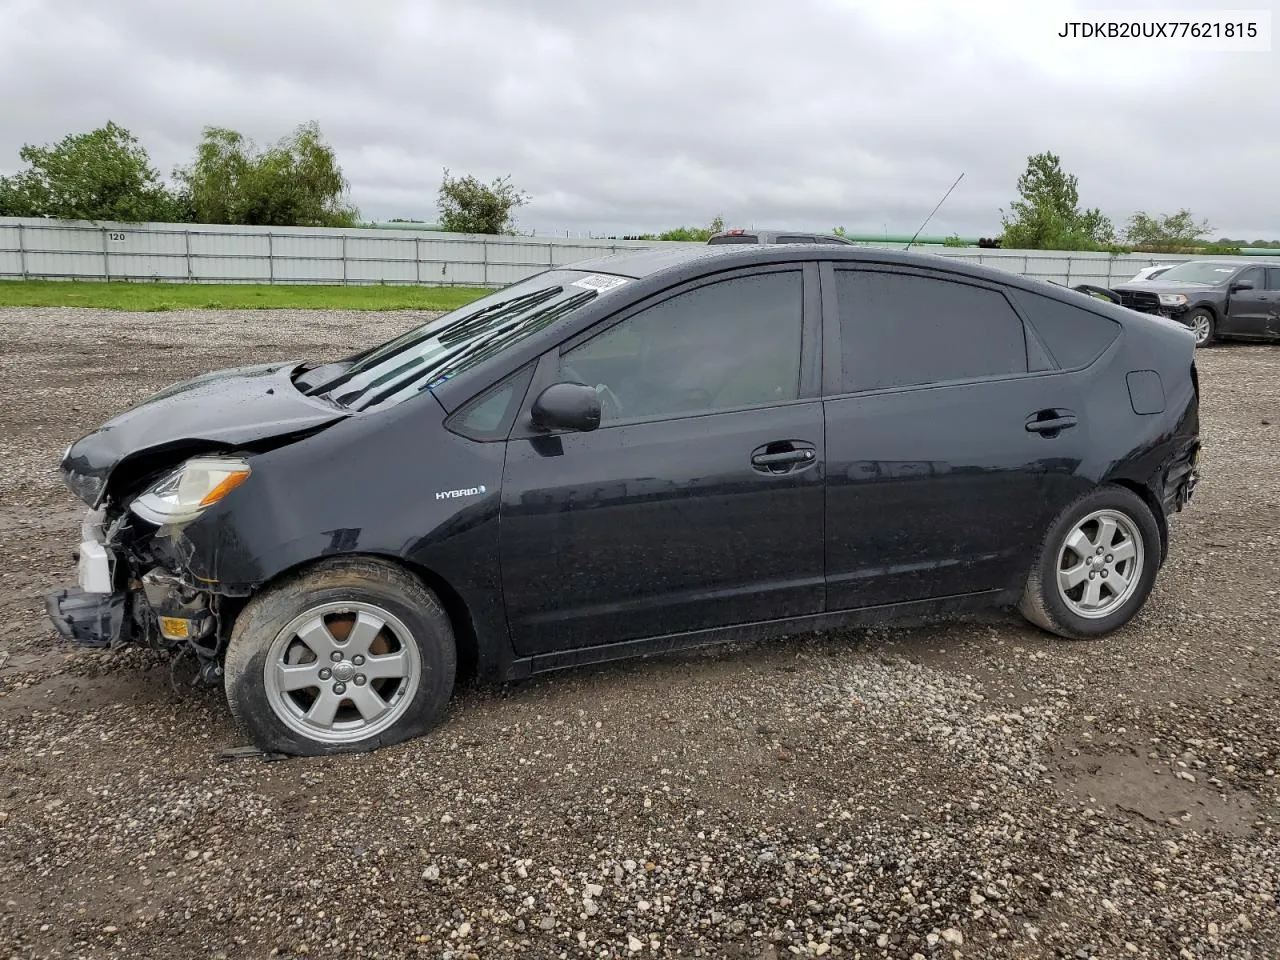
[1026,411,1078,434]
[751,441,818,475]
[752,449,815,466]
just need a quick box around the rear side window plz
[1268,268,1280,291]
[1011,290,1121,370]
[834,269,1028,393]
[707,234,758,244]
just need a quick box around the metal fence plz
[3,216,1277,289]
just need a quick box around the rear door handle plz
[1026,412,1078,434]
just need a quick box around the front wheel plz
[1185,308,1215,348]
[1018,486,1162,640]
[224,557,457,756]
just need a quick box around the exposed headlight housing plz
[63,467,106,507]
[130,456,252,526]
[1158,293,1188,307]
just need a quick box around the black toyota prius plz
[46,244,1201,756]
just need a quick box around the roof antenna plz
[904,172,964,251]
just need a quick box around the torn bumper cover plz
[45,506,126,647]
[1162,441,1200,515]
[44,587,126,648]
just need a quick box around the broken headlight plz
[63,467,106,507]
[130,456,252,526]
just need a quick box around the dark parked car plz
[46,245,1201,756]
[707,228,855,245]
[1111,259,1280,347]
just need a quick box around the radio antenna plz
[904,172,964,251]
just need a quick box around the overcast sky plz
[1,0,1276,238]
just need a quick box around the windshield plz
[1151,261,1242,285]
[308,270,622,411]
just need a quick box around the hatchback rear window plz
[708,235,758,244]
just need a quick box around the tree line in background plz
[0,121,533,234]
[0,123,1269,252]
[0,121,361,228]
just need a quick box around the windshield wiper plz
[305,287,563,400]
[342,289,598,412]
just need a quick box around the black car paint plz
[63,362,349,507]
[1112,261,1280,340]
[54,244,1200,684]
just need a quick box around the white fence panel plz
[3,216,1279,289]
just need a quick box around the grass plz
[0,280,493,312]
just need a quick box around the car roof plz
[563,242,1012,285]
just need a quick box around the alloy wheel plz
[262,601,421,745]
[1055,509,1145,620]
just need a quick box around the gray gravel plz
[1,307,1277,960]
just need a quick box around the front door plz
[1224,266,1270,337]
[821,265,1092,609]
[499,265,826,657]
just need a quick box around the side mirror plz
[530,382,601,433]
[1230,281,1254,292]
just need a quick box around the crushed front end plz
[44,458,251,688]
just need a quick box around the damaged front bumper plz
[44,505,229,684]
[45,507,124,647]
[44,586,125,648]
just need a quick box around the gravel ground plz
[1,307,1277,960]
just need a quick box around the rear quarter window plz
[1011,290,1121,370]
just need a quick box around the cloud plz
[1,0,1276,238]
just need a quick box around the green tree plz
[437,169,530,235]
[999,151,1116,250]
[1124,209,1212,252]
[652,217,727,242]
[175,121,359,227]
[0,121,184,221]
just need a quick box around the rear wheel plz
[1186,308,1215,348]
[224,557,456,756]
[1019,486,1161,640]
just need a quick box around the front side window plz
[1236,267,1265,289]
[559,271,803,424]
[835,269,1029,393]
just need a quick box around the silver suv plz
[707,229,856,245]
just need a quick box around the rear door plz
[819,264,1101,608]
[1266,268,1280,337]
[499,263,826,657]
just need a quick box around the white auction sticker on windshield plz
[572,273,630,292]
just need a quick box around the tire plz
[223,556,457,756]
[1185,308,1215,348]
[1018,486,1162,640]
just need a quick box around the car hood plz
[61,361,350,506]
[1111,280,1225,294]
